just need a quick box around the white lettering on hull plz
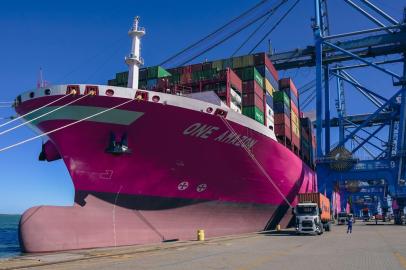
[183,123,257,149]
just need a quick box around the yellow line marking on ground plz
[394,252,406,269]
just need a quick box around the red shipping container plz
[275,124,292,139]
[279,78,298,97]
[227,68,242,92]
[301,127,310,141]
[242,92,264,109]
[182,65,192,74]
[157,78,170,89]
[180,73,192,83]
[253,52,279,81]
[242,80,264,96]
[274,113,291,126]
[202,62,212,71]
[191,63,203,72]
[292,134,301,150]
[291,100,299,115]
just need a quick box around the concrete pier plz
[1,222,406,270]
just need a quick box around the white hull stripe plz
[24,106,144,126]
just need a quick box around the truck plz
[337,212,348,225]
[294,193,332,235]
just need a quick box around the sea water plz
[0,214,21,259]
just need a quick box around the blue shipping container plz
[274,102,291,117]
[283,88,299,107]
[147,79,158,89]
[255,65,279,91]
[265,92,274,109]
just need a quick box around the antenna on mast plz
[125,16,146,89]
[37,68,43,88]
[36,68,48,88]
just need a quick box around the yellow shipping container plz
[291,111,299,126]
[212,60,223,71]
[242,55,254,67]
[233,55,254,69]
[292,122,300,137]
[265,78,275,96]
[232,56,243,69]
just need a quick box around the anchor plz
[105,132,132,155]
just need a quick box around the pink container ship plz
[14,17,317,253]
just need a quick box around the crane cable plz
[0,98,136,153]
[159,0,271,66]
[249,0,300,54]
[219,116,292,207]
[231,12,274,57]
[178,0,288,66]
[0,94,73,129]
[0,93,92,136]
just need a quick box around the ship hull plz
[16,89,316,252]
[20,193,288,252]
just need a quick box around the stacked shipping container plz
[299,116,317,167]
[273,91,291,145]
[107,53,316,166]
[279,78,300,154]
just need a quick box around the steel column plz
[324,65,331,154]
[314,0,324,159]
[397,54,406,185]
[336,69,345,143]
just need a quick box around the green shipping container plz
[147,66,171,79]
[212,60,223,71]
[108,79,117,86]
[192,69,218,82]
[301,138,310,149]
[234,67,264,88]
[138,80,147,89]
[242,106,264,124]
[116,72,129,84]
[222,58,233,70]
[273,91,290,107]
[169,73,180,84]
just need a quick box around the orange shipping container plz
[298,193,331,222]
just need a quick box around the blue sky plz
[0,0,404,214]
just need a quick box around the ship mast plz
[125,16,146,89]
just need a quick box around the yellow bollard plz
[276,224,281,231]
[197,229,205,241]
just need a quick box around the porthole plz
[105,89,114,96]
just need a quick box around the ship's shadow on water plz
[0,215,21,259]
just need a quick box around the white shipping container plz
[266,104,274,118]
[230,87,242,105]
[267,116,274,130]
[230,101,242,113]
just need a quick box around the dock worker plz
[347,215,353,234]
